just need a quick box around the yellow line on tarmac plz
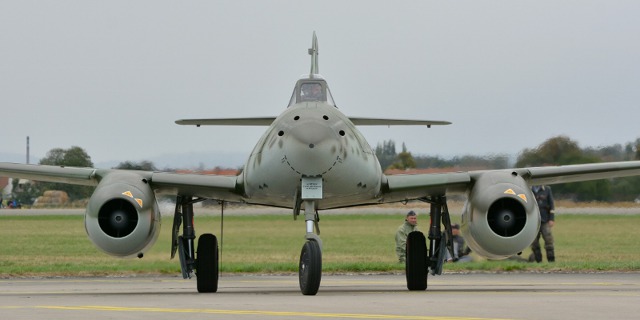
[35,305,510,320]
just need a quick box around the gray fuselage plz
[242,100,383,209]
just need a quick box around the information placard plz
[301,177,323,199]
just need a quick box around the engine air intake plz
[98,199,139,238]
[487,198,526,237]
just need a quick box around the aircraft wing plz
[509,161,640,186]
[0,162,102,186]
[149,171,242,201]
[175,117,276,126]
[383,171,471,202]
[349,117,451,126]
[382,161,640,202]
[0,163,243,202]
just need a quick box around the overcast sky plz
[1,1,639,168]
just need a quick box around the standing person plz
[395,210,419,263]
[530,185,556,262]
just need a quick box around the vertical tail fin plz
[308,31,319,77]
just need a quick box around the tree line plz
[9,136,640,204]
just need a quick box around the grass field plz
[1,211,639,277]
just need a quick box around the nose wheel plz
[299,240,322,295]
[296,198,323,295]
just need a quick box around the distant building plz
[1,177,11,198]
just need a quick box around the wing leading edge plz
[0,162,101,186]
[512,161,640,186]
[381,160,640,202]
[150,171,243,201]
[0,163,243,202]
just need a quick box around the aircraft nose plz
[284,118,342,175]
[289,121,334,148]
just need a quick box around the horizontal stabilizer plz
[175,117,276,126]
[176,117,450,127]
[349,117,451,126]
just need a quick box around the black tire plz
[406,231,428,291]
[299,240,322,295]
[196,233,219,293]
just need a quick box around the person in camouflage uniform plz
[530,185,556,262]
[395,210,419,263]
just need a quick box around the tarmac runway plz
[1,273,638,320]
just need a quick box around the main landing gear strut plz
[405,195,454,291]
[171,195,219,293]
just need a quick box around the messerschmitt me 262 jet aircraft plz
[3,32,640,295]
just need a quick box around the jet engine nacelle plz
[461,171,540,259]
[85,171,160,258]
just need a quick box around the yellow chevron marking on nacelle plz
[518,194,528,203]
[122,191,143,207]
[504,189,527,202]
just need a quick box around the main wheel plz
[196,233,219,293]
[406,231,428,291]
[299,240,322,295]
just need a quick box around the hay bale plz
[33,190,70,208]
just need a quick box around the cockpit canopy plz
[288,77,336,107]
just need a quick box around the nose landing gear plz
[298,199,323,295]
